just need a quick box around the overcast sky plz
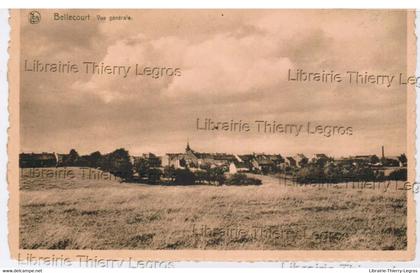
[20,10,408,157]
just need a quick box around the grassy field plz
[20,167,407,250]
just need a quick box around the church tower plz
[186,139,191,152]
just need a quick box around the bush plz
[133,157,163,184]
[147,168,163,184]
[163,166,176,182]
[133,157,150,178]
[352,166,375,181]
[296,165,325,183]
[224,173,262,186]
[101,148,133,180]
[207,167,225,184]
[194,170,208,184]
[388,168,407,181]
[173,168,196,185]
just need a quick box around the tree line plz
[295,160,407,183]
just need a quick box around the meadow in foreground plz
[20,167,407,250]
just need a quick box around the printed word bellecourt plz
[196,118,353,137]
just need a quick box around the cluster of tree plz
[160,166,261,186]
[297,164,375,183]
[161,166,226,185]
[60,148,133,180]
[165,167,196,185]
[388,168,407,181]
[133,157,163,183]
[100,149,133,180]
[58,149,82,167]
[195,166,226,185]
[131,163,228,186]
[296,162,408,183]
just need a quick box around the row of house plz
[156,143,406,174]
[19,144,407,173]
[158,143,285,174]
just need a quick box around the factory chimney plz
[381,145,385,159]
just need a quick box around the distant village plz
[20,142,407,181]
[161,143,406,175]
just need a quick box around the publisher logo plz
[28,11,41,24]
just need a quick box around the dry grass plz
[20,167,407,250]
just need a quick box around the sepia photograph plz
[6,9,416,262]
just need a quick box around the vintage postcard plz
[8,9,416,262]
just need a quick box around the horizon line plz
[19,149,406,159]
